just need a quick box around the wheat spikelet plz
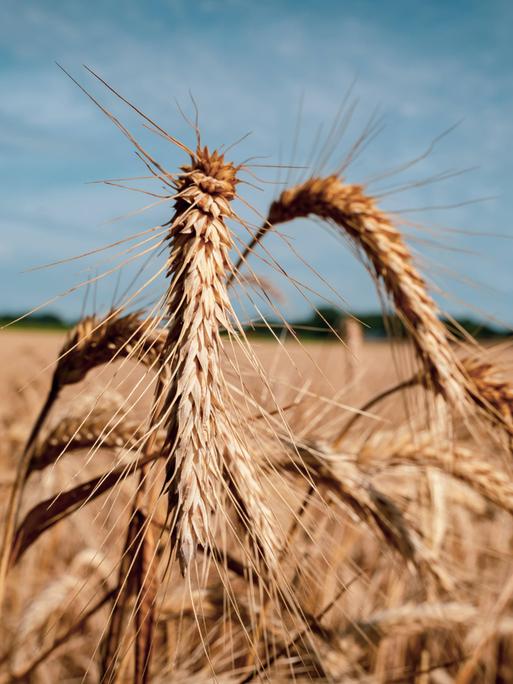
[406,355,513,430]
[54,311,165,389]
[158,146,278,573]
[10,548,112,679]
[30,409,147,475]
[463,356,513,428]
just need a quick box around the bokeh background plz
[1,0,512,325]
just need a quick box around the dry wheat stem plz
[100,508,156,684]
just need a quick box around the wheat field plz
[2,70,513,684]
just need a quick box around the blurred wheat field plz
[3,329,513,683]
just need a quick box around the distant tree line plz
[0,312,68,330]
[244,306,510,340]
[0,308,509,339]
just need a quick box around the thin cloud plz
[0,0,512,322]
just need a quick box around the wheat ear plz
[360,439,513,516]
[342,601,477,646]
[159,147,278,573]
[25,312,164,452]
[29,410,148,475]
[463,356,513,429]
[281,444,451,590]
[234,175,469,408]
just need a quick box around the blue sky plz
[1,0,512,325]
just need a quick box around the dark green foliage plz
[0,312,69,330]
[244,306,509,341]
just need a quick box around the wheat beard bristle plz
[159,148,277,574]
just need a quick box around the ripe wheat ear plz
[233,174,472,410]
[155,146,279,574]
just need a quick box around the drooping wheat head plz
[234,175,472,411]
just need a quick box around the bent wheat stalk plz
[233,175,470,409]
